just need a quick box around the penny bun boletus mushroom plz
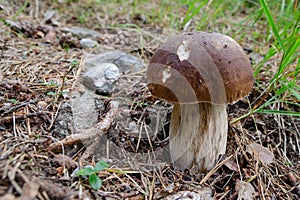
[147,31,254,173]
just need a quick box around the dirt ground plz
[0,1,299,200]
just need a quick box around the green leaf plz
[76,169,86,176]
[82,167,96,175]
[76,167,95,176]
[71,60,79,66]
[47,91,56,97]
[89,174,102,190]
[94,161,110,171]
[10,99,18,104]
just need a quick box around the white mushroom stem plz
[169,102,228,172]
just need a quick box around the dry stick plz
[155,169,166,189]
[25,106,32,136]
[144,121,157,166]
[0,111,50,124]
[17,169,40,199]
[200,155,233,185]
[41,191,50,200]
[2,159,9,179]
[135,113,146,152]
[48,101,62,130]
[72,57,85,88]
[3,99,37,114]
[124,173,146,194]
[8,154,26,194]
[97,191,121,200]
[34,0,39,19]
[118,191,140,199]
[48,101,119,150]
[149,171,156,200]
[12,112,16,137]
[218,189,231,200]
[152,109,161,140]
[36,192,46,200]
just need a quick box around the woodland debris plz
[247,142,274,164]
[49,100,119,150]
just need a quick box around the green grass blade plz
[277,37,300,76]
[13,0,30,20]
[285,82,300,100]
[257,109,300,116]
[182,0,209,27]
[259,0,285,51]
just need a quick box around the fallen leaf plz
[237,181,256,200]
[0,194,17,200]
[287,172,298,185]
[45,30,56,44]
[0,69,3,82]
[224,158,238,172]
[52,154,78,169]
[247,142,274,164]
[19,179,39,200]
[165,189,213,200]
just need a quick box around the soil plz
[0,1,299,200]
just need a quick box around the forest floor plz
[0,1,299,200]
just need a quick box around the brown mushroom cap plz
[147,31,254,104]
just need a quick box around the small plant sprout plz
[76,161,110,190]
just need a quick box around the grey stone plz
[80,38,99,48]
[55,90,105,134]
[164,189,213,200]
[43,10,56,23]
[128,121,139,134]
[82,63,120,94]
[63,26,101,39]
[71,91,99,130]
[85,51,145,73]
[55,101,74,135]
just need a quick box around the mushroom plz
[147,31,254,173]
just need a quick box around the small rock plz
[54,101,74,134]
[85,51,145,73]
[82,63,120,94]
[80,38,99,48]
[164,189,213,200]
[63,26,101,39]
[71,91,99,130]
[237,181,256,200]
[43,10,56,23]
[55,89,105,135]
[128,121,139,133]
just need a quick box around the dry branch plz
[0,111,49,124]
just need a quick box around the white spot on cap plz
[162,66,172,83]
[177,40,190,61]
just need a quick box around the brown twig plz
[0,111,49,124]
[3,100,37,114]
[200,155,233,185]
